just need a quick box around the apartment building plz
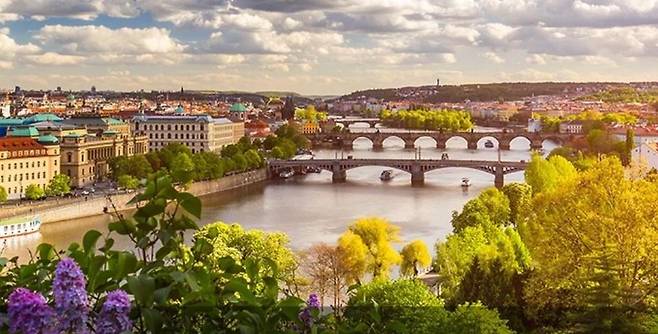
[131,115,244,153]
[0,136,60,200]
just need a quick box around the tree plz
[501,183,532,226]
[231,152,248,172]
[193,222,298,286]
[302,243,350,308]
[451,188,510,233]
[522,157,658,327]
[159,143,192,169]
[524,153,577,194]
[220,144,240,158]
[400,240,431,277]
[244,149,263,169]
[128,155,153,180]
[337,230,368,284]
[444,303,514,334]
[46,174,71,197]
[117,175,139,190]
[25,184,45,200]
[338,217,401,280]
[169,152,195,184]
[345,279,448,334]
[262,135,278,150]
[0,186,7,203]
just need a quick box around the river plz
[1,127,557,259]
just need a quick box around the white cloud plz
[25,52,85,65]
[484,52,504,64]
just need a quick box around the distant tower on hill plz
[436,78,440,87]
[91,85,96,93]
[281,96,295,121]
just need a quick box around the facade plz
[60,133,149,188]
[0,137,60,200]
[632,142,658,171]
[63,116,131,137]
[559,120,584,134]
[293,120,322,135]
[131,115,244,153]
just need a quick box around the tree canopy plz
[338,217,401,280]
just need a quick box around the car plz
[80,190,90,195]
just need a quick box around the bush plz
[24,184,45,200]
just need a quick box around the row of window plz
[149,132,205,140]
[8,149,47,158]
[1,171,50,183]
[3,220,39,233]
[150,141,205,147]
[140,124,205,131]
[1,160,55,170]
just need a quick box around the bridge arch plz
[351,136,375,148]
[413,136,438,148]
[476,136,500,149]
[444,135,469,149]
[509,136,532,150]
[347,121,374,129]
[381,135,407,148]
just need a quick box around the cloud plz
[25,52,85,65]
[484,52,504,64]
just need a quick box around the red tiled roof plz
[0,137,45,152]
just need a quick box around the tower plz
[281,96,295,121]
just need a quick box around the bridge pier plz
[404,142,415,149]
[332,170,346,183]
[467,141,477,150]
[494,165,504,189]
[411,163,424,186]
[372,140,384,150]
[499,142,511,150]
[530,142,543,151]
[341,141,353,150]
[436,141,446,149]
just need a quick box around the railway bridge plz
[268,158,528,188]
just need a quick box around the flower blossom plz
[53,258,89,333]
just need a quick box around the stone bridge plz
[268,158,528,188]
[307,131,581,150]
[331,118,381,128]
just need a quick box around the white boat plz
[279,170,295,179]
[484,140,494,148]
[0,216,41,238]
[380,170,394,181]
[461,178,471,188]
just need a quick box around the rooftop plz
[230,103,247,113]
[0,137,46,152]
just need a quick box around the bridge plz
[330,118,381,128]
[306,131,581,150]
[268,158,528,188]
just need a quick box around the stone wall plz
[16,169,267,224]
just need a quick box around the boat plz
[484,140,494,148]
[305,166,322,173]
[441,153,449,160]
[461,178,471,188]
[279,170,295,179]
[0,215,41,238]
[380,170,394,181]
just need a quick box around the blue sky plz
[2,0,658,94]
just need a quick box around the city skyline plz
[2,1,658,94]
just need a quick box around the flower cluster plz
[53,258,90,333]
[299,293,320,328]
[7,288,55,334]
[96,290,132,334]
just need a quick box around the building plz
[131,115,244,153]
[632,142,658,171]
[559,120,584,134]
[63,116,131,137]
[0,136,60,200]
[293,120,321,135]
[229,103,247,121]
[60,132,149,188]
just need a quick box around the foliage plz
[24,184,44,200]
[522,157,658,330]
[338,217,401,280]
[117,175,140,190]
[399,240,432,277]
[444,302,514,334]
[45,174,71,197]
[169,152,195,184]
[109,155,153,181]
[501,183,532,226]
[301,243,350,308]
[295,105,327,123]
[379,109,473,131]
[579,87,658,104]
[344,279,447,334]
[524,153,577,194]
[0,186,7,203]
[451,188,511,233]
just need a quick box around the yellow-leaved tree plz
[337,217,401,281]
[400,240,432,277]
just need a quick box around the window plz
[168,133,171,139]
[67,153,72,163]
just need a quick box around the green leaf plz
[82,230,103,254]
[114,252,138,279]
[127,275,155,306]
[142,308,163,333]
[36,243,55,261]
[178,192,201,219]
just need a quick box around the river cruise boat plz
[461,178,471,188]
[484,140,495,148]
[380,170,394,181]
[0,216,41,238]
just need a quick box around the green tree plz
[128,155,153,180]
[345,279,448,334]
[159,143,192,169]
[400,240,432,277]
[244,149,263,169]
[524,153,577,194]
[262,135,278,150]
[46,174,71,197]
[117,175,139,190]
[444,303,514,334]
[337,230,368,284]
[451,188,511,233]
[220,144,240,158]
[0,186,7,203]
[231,152,248,172]
[501,183,532,226]
[24,184,45,200]
[193,222,298,286]
[338,217,401,280]
[169,152,195,184]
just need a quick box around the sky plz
[2,0,658,95]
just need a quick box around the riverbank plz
[4,169,267,225]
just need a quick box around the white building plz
[632,142,658,171]
[559,121,584,134]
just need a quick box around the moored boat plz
[279,170,295,179]
[380,169,394,181]
[484,140,494,148]
[0,216,41,238]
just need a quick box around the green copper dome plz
[37,134,59,144]
[230,103,246,113]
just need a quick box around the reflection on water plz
[2,132,554,259]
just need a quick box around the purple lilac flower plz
[298,293,320,328]
[95,290,132,334]
[7,288,55,334]
[53,258,89,334]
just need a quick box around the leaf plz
[36,243,55,261]
[127,275,155,306]
[115,252,138,279]
[83,230,103,254]
[142,308,163,333]
[178,192,201,219]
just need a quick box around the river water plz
[2,127,557,259]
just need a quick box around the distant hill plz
[340,82,635,103]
